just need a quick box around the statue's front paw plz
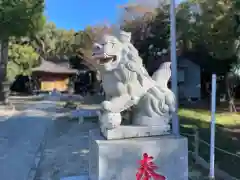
[99,112,122,130]
[101,101,112,111]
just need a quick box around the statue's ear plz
[116,31,132,43]
[127,53,134,60]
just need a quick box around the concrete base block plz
[101,125,170,140]
[89,129,188,180]
[60,175,88,180]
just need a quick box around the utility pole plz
[170,0,179,136]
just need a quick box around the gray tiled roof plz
[32,59,77,74]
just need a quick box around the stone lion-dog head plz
[92,33,124,71]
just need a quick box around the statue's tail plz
[139,87,176,119]
[152,62,172,89]
[164,88,176,114]
[151,62,176,114]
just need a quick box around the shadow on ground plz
[180,116,240,178]
[0,114,53,180]
[34,118,98,180]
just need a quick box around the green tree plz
[177,0,240,111]
[122,6,170,70]
[0,0,45,102]
[74,27,96,58]
[55,29,75,56]
[178,0,236,59]
[0,0,45,38]
[25,22,76,59]
[7,43,39,82]
[30,22,57,59]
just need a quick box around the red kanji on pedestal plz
[136,153,166,180]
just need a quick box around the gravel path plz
[34,120,98,180]
[0,97,98,180]
[0,111,53,180]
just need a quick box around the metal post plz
[170,0,179,136]
[209,74,217,179]
[194,128,199,163]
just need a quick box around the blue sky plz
[45,0,129,31]
[45,0,182,31]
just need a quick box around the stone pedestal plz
[89,129,188,180]
[101,125,170,140]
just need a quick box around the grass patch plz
[179,108,240,126]
[179,108,240,178]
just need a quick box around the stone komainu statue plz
[91,30,176,133]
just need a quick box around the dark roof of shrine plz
[32,59,78,74]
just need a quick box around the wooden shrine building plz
[32,59,78,92]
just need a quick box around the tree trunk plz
[0,38,10,104]
[93,70,102,94]
[226,75,237,112]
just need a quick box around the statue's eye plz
[110,42,115,48]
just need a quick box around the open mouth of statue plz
[99,55,117,64]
